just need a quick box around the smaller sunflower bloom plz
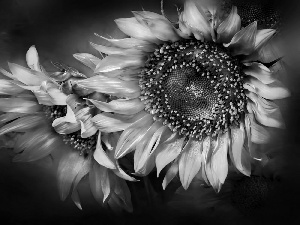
[0,46,133,212]
[74,0,289,192]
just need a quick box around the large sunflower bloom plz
[74,0,290,191]
[0,46,133,212]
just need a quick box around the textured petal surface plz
[224,22,257,56]
[244,77,290,100]
[217,6,240,44]
[76,75,140,99]
[155,133,185,176]
[0,98,41,113]
[94,55,146,73]
[0,115,44,136]
[179,139,203,190]
[88,98,144,115]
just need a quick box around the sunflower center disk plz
[139,40,247,139]
[43,105,97,157]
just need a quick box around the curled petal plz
[162,159,179,190]
[113,160,138,182]
[244,77,290,100]
[73,53,101,70]
[33,90,54,106]
[79,119,97,138]
[95,55,146,73]
[0,98,41,113]
[183,0,211,40]
[87,98,144,115]
[224,21,257,56]
[90,42,144,56]
[143,18,181,42]
[94,133,116,169]
[42,82,68,105]
[243,62,276,84]
[76,75,140,99]
[8,62,49,85]
[26,46,41,72]
[217,6,241,44]
[250,116,270,144]
[53,105,77,125]
[0,79,25,95]
[179,139,203,190]
[115,17,161,44]
[155,133,185,176]
[95,35,156,52]
[52,121,81,134]
[229,123,250,176]
[247,92,285,129]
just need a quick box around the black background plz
[1,0,300,224]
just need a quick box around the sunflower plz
[0,46,133,212]
[73,0,289,191]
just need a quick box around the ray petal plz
[0,79,25,95]
[0,115,44,136]
[33,90,54,105]
[87,98,144,115]
[57,151,86,201]
[8,62,49,85]
[89,162,105,205]
[76,75,140,99]
[244,77,290,100]
[247,92,285,129]
[183,0,211,40]
[0,112,26,126]
[93,133,116,169]
[92,112,135,133]
[224,21,257,56]
[143,18,181,42]
[134,122,165,175]
[179,138,203,190]
[13,130,60,162]
[229,123,250,176]
[115,17,161,44]
[155,133,185,177]
[26,46,41,72]
[243,62,276,84]
[217,6,241,44]
[0,98,41,113]
[114,113,154,159]
[94,55,146,73]
[162,159,179,190]
[206,133,229,192]
[95,35,156,52]
[90,42,144,56]
[73,53,101,70]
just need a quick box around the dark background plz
[1,0,300,224]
